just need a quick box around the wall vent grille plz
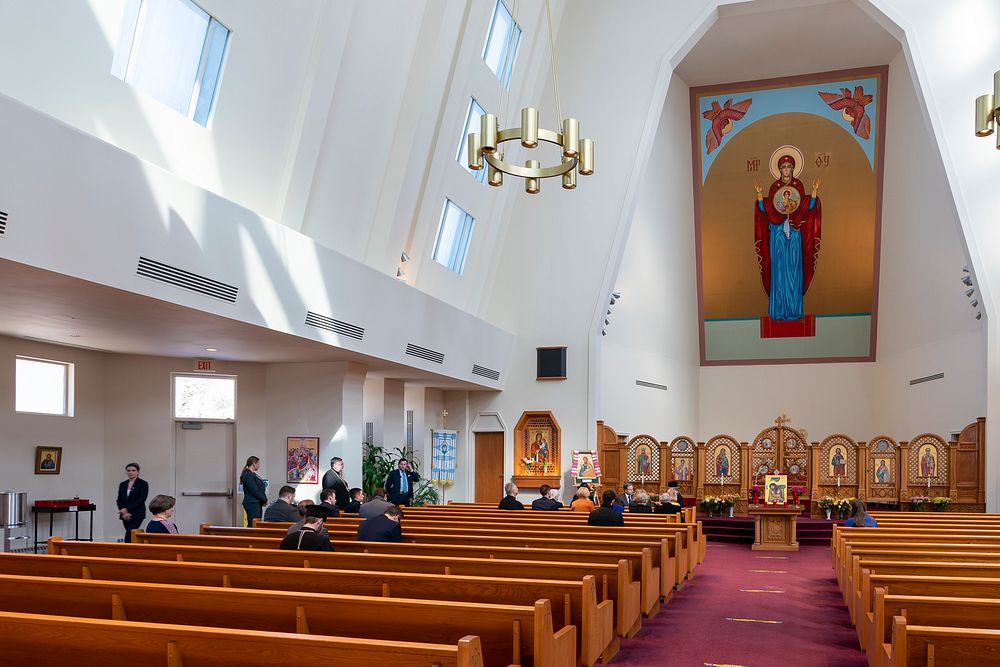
[0,210,7,235]
[304,311,364,341]
[405,343,444,364]
[365,422,374,445]
[635,379,669,391]
[472,364,500,381]
[909,372,944,386]
[136,256,238,303]
[406,410,414,453]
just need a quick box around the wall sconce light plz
[975,71,1000,147]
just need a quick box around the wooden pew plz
[169,528,665,618]
[871,591,1000,666]
[882,616,1000,666]
[0,611,485,666]
[50,538,643,640]
[0,551,614,666]
[834,531,1000,585]
[0,573,575,667]
[218,522,682,600]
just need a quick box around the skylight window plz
[482,0,521,89]
[457,98,488,183]
[15,357,74,416]
[432,200,475,274]
[112,0,230,127]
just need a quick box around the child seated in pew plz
[145,495,179,534]
[844,498,878,527]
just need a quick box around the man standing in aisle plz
[385,458,420,506]
[321,457,350,511]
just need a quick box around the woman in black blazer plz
[116,462,148,542]
[240,456,268,524]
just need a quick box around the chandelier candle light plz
[974,69,1000,148]
[468,0,594,193]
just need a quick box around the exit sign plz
[196,359,215,372]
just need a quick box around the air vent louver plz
[305,311,364,341]
[136,257,238,303]
[405,343,444,364]
[635,380,669,391]
[909,372,944,386]
[472,364,500,381]
[0,210,7,236]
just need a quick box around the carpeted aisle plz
[612,543,866,667]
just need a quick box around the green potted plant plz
[931,496,952,512]
[361,444,439,506]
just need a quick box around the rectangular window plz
[432,200,475,274]
[173,374,236,420]
[482,0,521,89]
[112,0,231,127]
[456,97,487,183]
[15,357,74,416]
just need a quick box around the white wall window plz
[457,97,487,183]
[432,200,475,274]
[173,374,236,420]
[482,0,521,89]
[112,0,231,127]
[15,357,74,416]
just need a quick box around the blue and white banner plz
[431,430,458,485]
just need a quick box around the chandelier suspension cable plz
[544,0,562,128]
[499,0,517,132]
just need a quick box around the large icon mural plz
[691,67,888,363]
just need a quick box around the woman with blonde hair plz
[571,486,595,512]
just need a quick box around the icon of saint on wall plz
[716,448,730,477]
[830,447,846,477]
[875,459,890,484]
[920,447,936,478]
[636,446,651,478]
[675,459,690,482]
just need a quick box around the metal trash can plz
[0,492,29,552]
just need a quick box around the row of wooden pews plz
[832,512,1000,666]
[6,502,703,666]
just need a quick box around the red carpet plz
[613,544,865,667]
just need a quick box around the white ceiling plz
[0,258,483,389]
[674,0,901,86]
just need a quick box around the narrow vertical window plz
[457,98,487,182]
[112,0,231,127]
[482,0,521,89]
[432,200,475,274]
[15,357,74,416]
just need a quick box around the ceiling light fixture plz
[396,268,407,279]
[975,71,1000,148]
[962,275,973,286]
[400,251,409,263]
[966,288,975,297]
[977,312,983,320]
[971,299,979,308]
[467,0,593,193]
[205,348,217,352]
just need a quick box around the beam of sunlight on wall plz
[237,225,292,332]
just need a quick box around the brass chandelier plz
[467,0,594,193]
[974,69,1000,147]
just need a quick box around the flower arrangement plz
[700,495,723,515]
[909,495,931,510]
[836,497,855,519]
[750,485,762,504]
[721,493,740,508]
[818,496,837,511]
[931,496,952,512]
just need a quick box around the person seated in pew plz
[280,504,333,551]
[667,479,685,508]
[629,490,653,513]
[145,494,179,534]
[318,488,341,517]
[654,489,684,520]
[615,483,635,509]
[343,488,364,514]
[357,505,403,543]
[571,486,595,513]
[531,484,563,510]
[286,500,329,536]
[263,486,300,523]
[359,487,396,519]
[844,498,878,527]
[589,490,625,526]
[498,482,524,510]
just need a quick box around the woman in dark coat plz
[116,462,148,542]
[240,456,268,524]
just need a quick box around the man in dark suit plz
[343,488,364,514]
[321,457,350,510]
[531,484,563,510]
[667,479,685,508]
[589,490,625,526]
[385,459,420,506]
[280,504,333,551]
[615,483,635,509]
[318,488,341,517]
[359,487,395,519]
[263,486,300,523]
[498,482,524,510]
[357,505,403,543]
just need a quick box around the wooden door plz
[474,432,505,504]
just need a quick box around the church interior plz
[1,0,1000,664]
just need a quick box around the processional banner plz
[571,450,601,485]
[691,67,888,364]
[430,429,457,485]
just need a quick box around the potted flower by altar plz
[791,486,807,505]
[721,494,739,518]
[700,495,722,517]
[931,496,953,512]
[910,495,930,511]
[750,485,762,505]
[837,497,855,520]
[818,496,836,520]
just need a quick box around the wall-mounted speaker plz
[537,347,567,380]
